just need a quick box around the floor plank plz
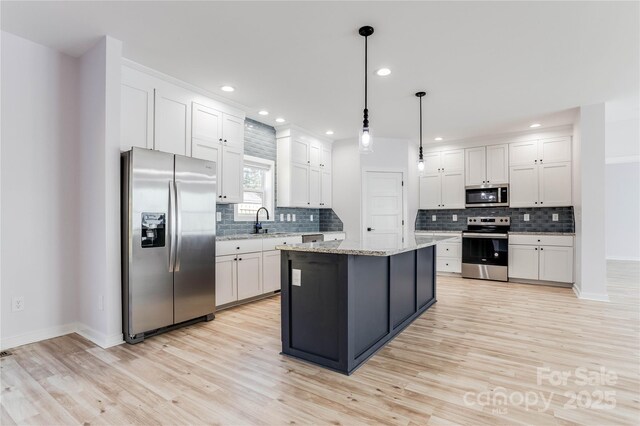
[2,261,639,425]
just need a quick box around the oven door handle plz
[462,233,509,239]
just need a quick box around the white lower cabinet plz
[215,255,237,306]
[508,235,574,284]
[539,245,574,283]
[262,250,281,293]
[236,251,263,300]
[509,245,540,280]
[424,233,462,273]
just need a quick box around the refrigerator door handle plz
[175,181,183,272]
[168,180,177,272]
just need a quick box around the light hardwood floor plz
[2,261,639,425]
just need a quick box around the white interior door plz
[364,171,404,247]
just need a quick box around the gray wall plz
[216,118,343,236]
[415,206,575,233]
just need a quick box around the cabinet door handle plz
[535,248,538,250]
[224,139,228,143]
[367,227,375,231]
[540,248,543,251]
[219,195,222,198]
[535,159,538,163]
[540,201,543,205]
[238,257,242,261]
[236,247,240,250]
[534,201,538,204]
[223,195,227,198]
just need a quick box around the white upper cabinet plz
[190,102,244,204]
[465,146,486,186]
[423,152,442,175]
[291,138,310,165]
[121,78,154,151]
[419,149,464,210]
[321,169,332,208]
[509,140,538,166]
[539,136,571,164]
[222,113,244,150]
[220,146,244,204]
[538,162,572,207]
[321,143,332,169]
[441,171,465,209]
[192,102,222,141]
[419,174,442,210]
[509,137,572,207]
[509,165,539,207]
[277,127,332,208]
[485,144,509,184]
[154,87,192,156]
[309,141,322,168]
[309,167,322,208]
[441,149,464,172]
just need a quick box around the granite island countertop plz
[217,231,345,241]
[276,234,457,256]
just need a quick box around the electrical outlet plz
[287,214,291,222]
[552,213,559,222]
[216,212,222,222]
[452,214,458,222]
[432,215,437,222]
[280,214,284,221]
[11,296,24,312]
[292,214,296,222]
[310,215,314,222]
[524,214,530,222]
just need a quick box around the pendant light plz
[359,26,374,153]
[416,91,426,172]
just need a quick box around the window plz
[234,155,275,221]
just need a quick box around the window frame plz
[233,155,275,222]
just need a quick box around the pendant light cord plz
[363,35,369,129]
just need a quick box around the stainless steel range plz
[461,216,510,281]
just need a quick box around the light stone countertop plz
[276,235,458,257]
[508,231,575,236]
[217,231,345,241]
[416,230,575,236]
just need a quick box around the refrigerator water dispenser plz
[141,213,166,248]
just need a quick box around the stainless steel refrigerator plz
[121,148,217,344]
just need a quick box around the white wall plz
[77,36,123,347]
[605,162,640,261]
[1,32,81,348]
[332,138,415,241]
[574,103,608,301]
[331,139,361,239]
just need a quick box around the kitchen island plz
[277,234,456,375]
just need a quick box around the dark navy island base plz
[280,246,437,375]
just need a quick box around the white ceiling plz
[2,1,638,143]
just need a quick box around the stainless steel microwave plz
[465,184,509,207]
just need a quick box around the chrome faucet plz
[254,207,270,234]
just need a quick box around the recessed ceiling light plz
[275,118,285,123]
[434,137,443,141]
[258,110,269,116]
[376,68,391,76]
[530,123,541,128]
[325,130,334,135]
[220,85,235,92]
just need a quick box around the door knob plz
[367,227,375,231]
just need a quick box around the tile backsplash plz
[415,206,575,233]
[216,118,343,236]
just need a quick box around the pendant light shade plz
[359,26,374,153]
[416,91,427,173]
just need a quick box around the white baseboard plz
[606,256,640,262]
[0,323,77,351]
[76,323,124,349]
[1,323,124,351]
[572,285,610,302]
